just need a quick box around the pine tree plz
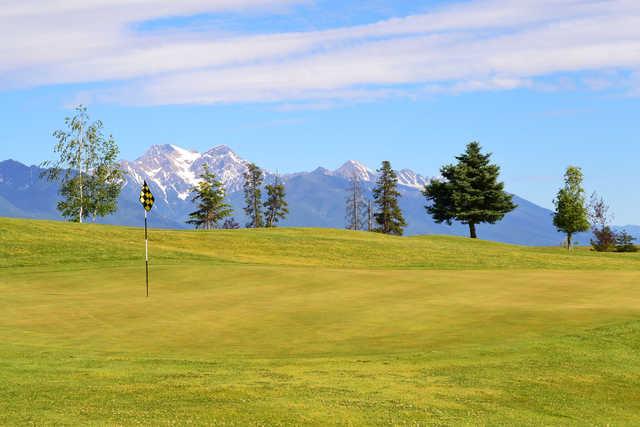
[372,161,407,235]
[263,176,289,227]
[186,165,233,230]
[222,218,241,229]
[42,105,124,222]
[345,174,368,230]
[615,230,638,253]
[553,166,590,249]
[243,163,264,228]
[423,142,516,239]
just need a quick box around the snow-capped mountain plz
[332,160,429,189]
[333,160,377,182]
[122,145,429,206]
[122,144,252,203]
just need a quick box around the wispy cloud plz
[2,0,640,105]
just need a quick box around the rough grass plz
[1,217,639,425]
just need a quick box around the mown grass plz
[1,217,639,270]
[1,217,639,425]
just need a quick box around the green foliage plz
[615,230,638,252]
[243,163,264,228]
[263,176,289,227]
[41,105,124,222]
[186,165,233,230]
[372,161,406,235]
[553,166,590,248]
[423,142,516,239]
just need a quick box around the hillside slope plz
[1,217,638,271]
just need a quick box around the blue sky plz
[1,0,639,223]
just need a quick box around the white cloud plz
[2,0,640,104]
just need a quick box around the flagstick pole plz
[145,209,149,297]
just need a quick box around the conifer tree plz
[243,163,264,228]
[372,161,407,235]
[186,165,233,230]
[615,230,638,253]
[222,217,241,229]
[423,142,516,239]
[345,174,368,230]
[263,176,289,227]
[553,166,590,249]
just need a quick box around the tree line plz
[345,142,636,251]
[186,162,289,230]
[348,142,516,239]
[42,106,636,251]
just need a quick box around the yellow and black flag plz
[140,181,155,212]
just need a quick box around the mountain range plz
[1,144,636,246]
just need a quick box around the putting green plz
[1,218,639,425]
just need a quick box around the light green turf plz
[1,217,639,425]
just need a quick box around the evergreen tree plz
[615,230,638,253]
[42,105,124,222]
[345,174,368,230]
[243,163,264,228]
[553,166,590,249]
[372,161,407,235]
[186,165,233,230]
[222,217,241,229]
[423,142,516,239]
[263,176,289,227]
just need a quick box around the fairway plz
[1,218,640,425]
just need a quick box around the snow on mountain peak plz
[333,160,376,181]
[396,168,429,190]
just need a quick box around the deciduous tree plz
[42,105,124,222]
[553,166,590,249]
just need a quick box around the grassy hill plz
[1,217,639,425]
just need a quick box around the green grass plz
[1,217,639,425]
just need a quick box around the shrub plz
[591,226,617,252]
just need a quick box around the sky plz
[0,0,639,223]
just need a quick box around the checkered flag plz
[139,181,155,212]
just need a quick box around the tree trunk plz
[567,233,573,250]
[469,222,477,239]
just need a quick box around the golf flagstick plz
[145,209,149,297]
[139,181,155,297]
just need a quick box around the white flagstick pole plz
[145,209,149,297]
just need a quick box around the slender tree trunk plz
[353,185,358,231]
[469,222,477,239]
[567,233,573,250]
